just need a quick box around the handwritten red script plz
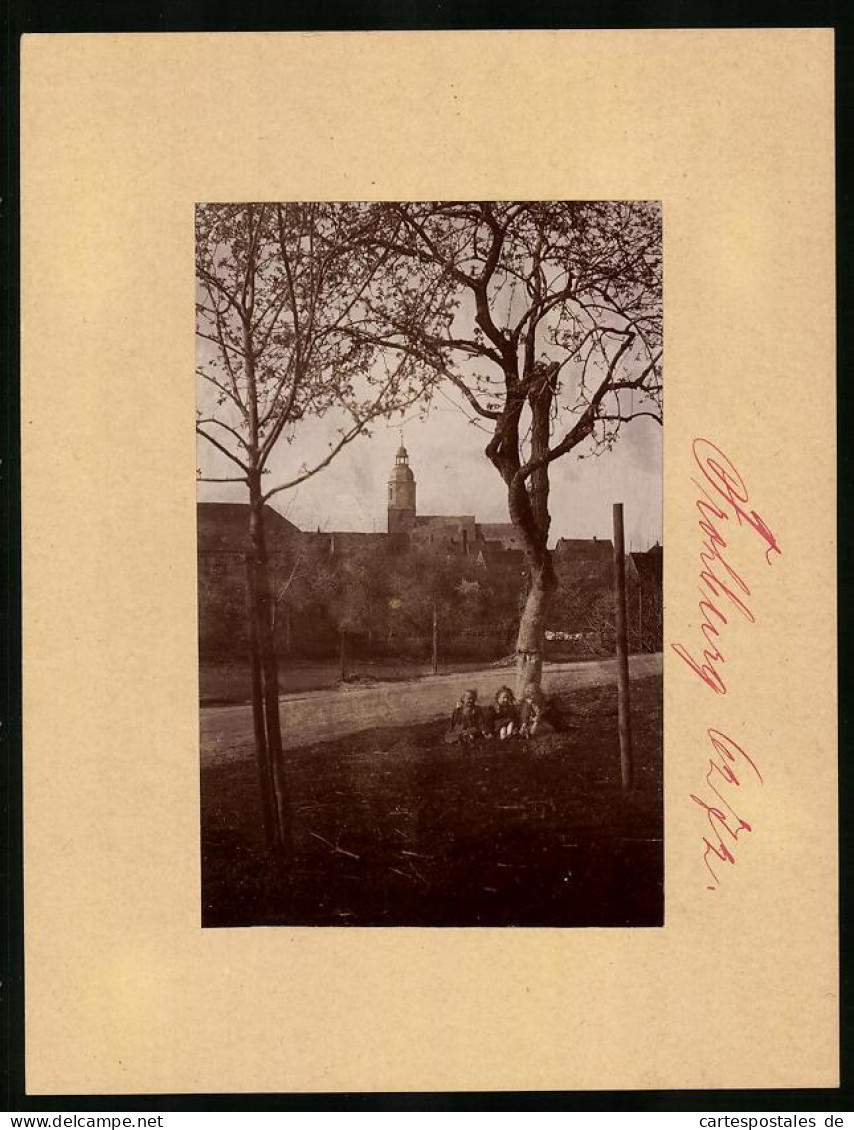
[691,729,764,890]
[672,438,782,696]
[672,439,781,889]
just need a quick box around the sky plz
[196,202,662,552]
[197,391,662,552]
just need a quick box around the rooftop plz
[197,502,300,552]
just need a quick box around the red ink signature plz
[691,729,763,890]
[671,439,782,695]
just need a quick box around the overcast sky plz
[197,392,662,552]
[196,201,662,551]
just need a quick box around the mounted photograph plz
[196,200,663,928]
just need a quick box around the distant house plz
[553,535,613,561]
[549,537,615,642]
[197,448,531,661]
[197,447,662,660]
[626,543,663,651]
[549,538,663,653]
[411,513,479,556]
[387,444,524,562]
[627,543,663,590]
[197,501,301,556]
[475,542,525,570]
[476,523,525,553]
[552,538,614,597]
[197,503,295,657]
[301,530,408,561]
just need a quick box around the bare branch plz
[196,426,251,472]
[261,386,425,504]
[196,263,245,316]
[195,330,247,361]
[195,367,247,418]
[514,332,637,485]
[195,416,250,450]
[444,372,502,420]
[599,411,662,425]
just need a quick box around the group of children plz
[445,684,562,745]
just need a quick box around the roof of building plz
[552,539,615,608]
[303,530,407,557]
[415,514,477,527]
[477,544,526,570]
[476,522,519,544]
[554,537,614,559]
[629,546,663,588]
[197,502,300,553]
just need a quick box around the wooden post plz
[431,602,439,675]
[612,504,634,790]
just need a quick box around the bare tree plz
[196,202,444,849]
[357,201,662,695]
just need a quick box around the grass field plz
[200,673,663,928]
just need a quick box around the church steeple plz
[388,441,416,533]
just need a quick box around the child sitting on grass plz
[445,688,490,744]
[492,685,519,740]
[518,687,565,739]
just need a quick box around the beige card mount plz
[20,30,836,1094]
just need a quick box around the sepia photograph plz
[196,200,663,928]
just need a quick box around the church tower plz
[387,442,416,533]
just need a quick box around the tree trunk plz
[248,484,290,852]
[339,628,348,683]
[612,503,633,789]
[240,289,289,851]
[514,554,556,699]
[245,553,276,848]
[500,362,560,699]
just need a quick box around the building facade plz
[386,443,520,561]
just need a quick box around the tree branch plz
[514,332,637,484]
[261,386,425,503]
[445,372,502,420]
[196,427,251,472]
[195,416,250,449]
[599,411,662,425]
[196,264,244,316]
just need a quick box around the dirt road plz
[200,653,662,765]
